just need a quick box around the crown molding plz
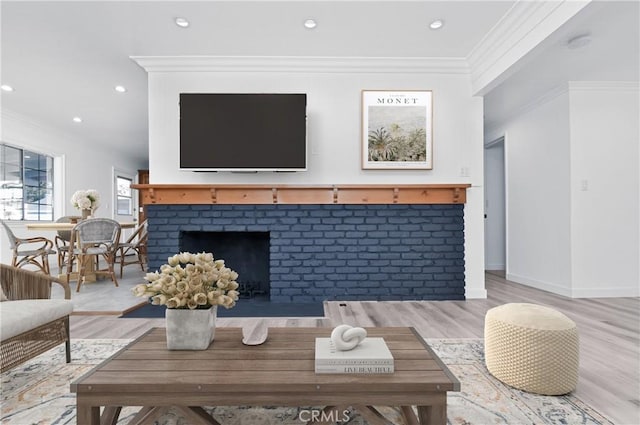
[514,83,569,117]
[568,81,640,92]
[468,0,591,96]
[1,109,69,156]
[484,84,569,135]
[1,108,132,159]
[484,81,639,136]
[2,109,53,136]
[130,56,470,74]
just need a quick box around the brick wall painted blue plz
[146,204,465,302]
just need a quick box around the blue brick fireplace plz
[146,204,466,302]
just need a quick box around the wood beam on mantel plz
[131,184,471,205]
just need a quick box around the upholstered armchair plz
[0,264,73,372]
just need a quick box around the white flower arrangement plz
[133,252,240,309]
[70,189,100,211]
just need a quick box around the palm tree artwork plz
[367,106,427,163]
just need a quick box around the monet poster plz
[362,90,433,169]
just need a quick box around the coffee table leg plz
[101,406,122,425]
[416,403,446,425]
[76,398,100,425]
[128,406,164,424]
[177,407,222,425]
[354,406,393,425]
[400,406,420,425]
[305,406,347,425]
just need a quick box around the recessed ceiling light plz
[175,17,190,28]
[1,84,14,92]
[429,19,444,30]
[115,85,127,93]
[304,19,317,29]
[72,117,83,123]
[567,34,591,50]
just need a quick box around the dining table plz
[25,222,137,231]
[26,221,137,283]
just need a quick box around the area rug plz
[120,299,325,318]
[0,339,613,425]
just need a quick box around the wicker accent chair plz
[54,215,82,272]
[0,263,73,372]
[1,219,56,274]
[66,218,121,292]
[117,219,147,277]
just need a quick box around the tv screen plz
[180,93,307,171]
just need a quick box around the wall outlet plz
[460,167,469,177]
[580,180,589,191]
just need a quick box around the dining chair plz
[54,215,81,272]
[66,218,121,292]
[117,220,147,277]
[0,219,56,274]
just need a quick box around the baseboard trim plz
[120,301,151,317]
[507,273,640,298]
[570,286,640,298]
[465,287,488,299]
[506,273,572,297]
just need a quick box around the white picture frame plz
[361,90,433,170]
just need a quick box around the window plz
[0,144,54,221]
[116,176,132,215]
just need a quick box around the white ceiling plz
[484,0,639,132]
[1,1,638,164]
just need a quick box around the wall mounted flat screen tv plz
[180,93,307,171]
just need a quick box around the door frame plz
[483,135,508,273]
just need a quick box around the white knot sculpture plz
[330,324,367,351]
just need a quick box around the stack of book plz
[314,337,394,374]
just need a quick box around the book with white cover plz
[315,363,394,374]
[315,337,394,374]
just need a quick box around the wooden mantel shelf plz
[131,184,471,205]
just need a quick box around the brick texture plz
[146,204,465,302]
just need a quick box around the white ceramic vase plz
[165,306,217,350]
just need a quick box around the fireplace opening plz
[179,231,270,299]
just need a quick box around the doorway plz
[484,137,506,272]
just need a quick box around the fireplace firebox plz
[179,231,270,299]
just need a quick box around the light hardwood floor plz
[70,272,640,425]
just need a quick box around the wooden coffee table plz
[71,327,460,425]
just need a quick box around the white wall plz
[149,70,481,186]
[503,92,573,295]
[0,111,147,265]
[568,83,639,297]
[145,59,487,298]
[487,82,640,298]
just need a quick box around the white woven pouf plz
[484,303,579,395]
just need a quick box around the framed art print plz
[361,90,433,169]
